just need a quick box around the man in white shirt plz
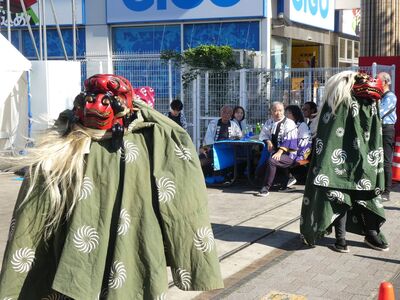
[199,105,242,176]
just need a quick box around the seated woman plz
[302,101,318,133]
[231,106,247,134]
[256,102,298,197]
[284,105,312,186]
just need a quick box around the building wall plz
[335,0,360,10]
[361,0,400,56]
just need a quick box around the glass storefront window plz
[183,21,259,50]
[346,40,353,59]
[338,37,359,66]
[21,27,86,59]
[339,38,345,59]
[354,41,359,58]
[271,36,290,69]
[0,30,19,49]
[112,25,181,53]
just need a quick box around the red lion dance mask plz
[74,74,135,130]
[352,73,384,101]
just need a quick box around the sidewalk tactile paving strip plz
[261,291,307,300]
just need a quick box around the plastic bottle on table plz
[255,123,261,135]
[248,125,254,137]
[243,126,248,139]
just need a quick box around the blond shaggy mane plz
[313,71,357,131]
[1,125,97,240]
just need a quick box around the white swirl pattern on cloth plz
[156,177,176,203]
[326,190,345,203]
[41,292,68,300]
[375,188,383,195]
[371,102,378,115]
[11,248,35,273]
[120,141,139,163]
[368,148,384,167]
[315,138,323,155]
[172,268,192,291]
[334,168,347,176]
[78,176,94,201]
[193,227,215,252]
[73,225,100,253]
[357,200,367,207]
[117,209,131,236]
[174,143,192,161]
[335,127,345,137]
[314,174,329,186]
[356,179,372,190]
[351,101,359,117]
[7,217,16,242]
[109,261,127,289]
[154,292,167,300]
[331,149,347,165]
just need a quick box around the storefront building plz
[0,0,271,67]
[0,0,86,60]
[1,0,362,70]
[270,0,336,70]
[336,8,360,67]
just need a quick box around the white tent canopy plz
[0,35,81,154]
[0,35,31,153]
[0,34,31,107]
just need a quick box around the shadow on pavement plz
[317,236,366,247]
[383,205,400,211]
[212,223,312,252]
[353,254,400,264]
[209,184,306,195]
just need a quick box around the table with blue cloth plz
[210,138,266,186]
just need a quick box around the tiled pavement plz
[205,186,400,300]
[1,172,400,299]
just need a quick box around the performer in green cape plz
[0,74,223,299]
[300,71,389,253]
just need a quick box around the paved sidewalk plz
[203,185,400,300]
[1,173,400,299]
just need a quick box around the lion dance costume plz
[300,71,388,249]
[0,74,223,299]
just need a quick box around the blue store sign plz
[107,0,266,23]
[284,0,334,31]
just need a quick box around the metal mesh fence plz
[79,53,395,149]
[112,52,181,113]
[80,52,182,113]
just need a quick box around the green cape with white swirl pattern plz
[0,101,223,299]
[300,96,386,245]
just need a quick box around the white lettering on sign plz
[107,0,264,23]
[0,11,30,27]
[286,0,334,31]
[122,0,241,11]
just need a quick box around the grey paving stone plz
[322,290,355,300]
[296,286,328,297]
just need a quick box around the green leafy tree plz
[161,45,241,86]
